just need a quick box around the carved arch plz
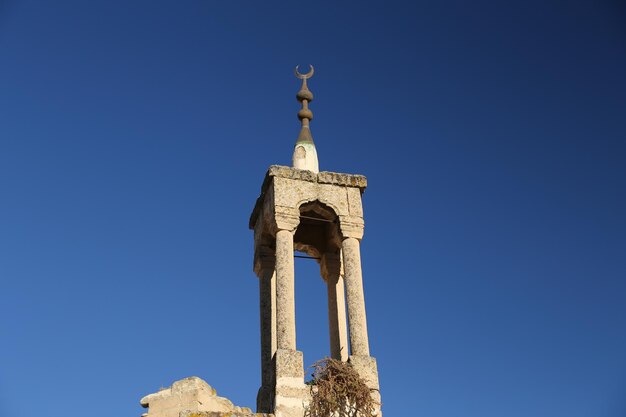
[294,199,342,260]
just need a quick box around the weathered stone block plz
[141,377,256,417]
[274,349,304,379]
[273,349,309,417]
[249,165,367,232]
[349,355,382,416]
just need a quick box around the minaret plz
[250,67,381,417]
[292,65,319,173]
[138,67,380,417]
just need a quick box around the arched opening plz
[293,201,345,375]
[294,200,341,259]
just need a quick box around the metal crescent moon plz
[295,65,314,80]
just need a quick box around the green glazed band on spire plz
[292,65,319,173]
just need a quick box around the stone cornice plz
[249,165,367,229]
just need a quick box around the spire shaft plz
[292,65,319,173]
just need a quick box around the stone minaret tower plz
[250,66,381,417]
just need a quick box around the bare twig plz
[305,357,378,417]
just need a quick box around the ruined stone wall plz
[141,377,273,417]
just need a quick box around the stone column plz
[321,252,349,362]
[275,229,296,350]
[341,237,370,357]
[255,247,276,413]
[271,212,306,417]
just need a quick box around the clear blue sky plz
[1,1,625,416]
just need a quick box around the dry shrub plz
[305,357,378,417]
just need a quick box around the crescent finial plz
[295,64,314,80]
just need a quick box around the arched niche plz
[294,200,342,263]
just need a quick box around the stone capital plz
[254,246,276,277]
[339,215,365,240]
[320,252,342,283]
[273,206,300,233]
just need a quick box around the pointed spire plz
[292,65,319,173]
